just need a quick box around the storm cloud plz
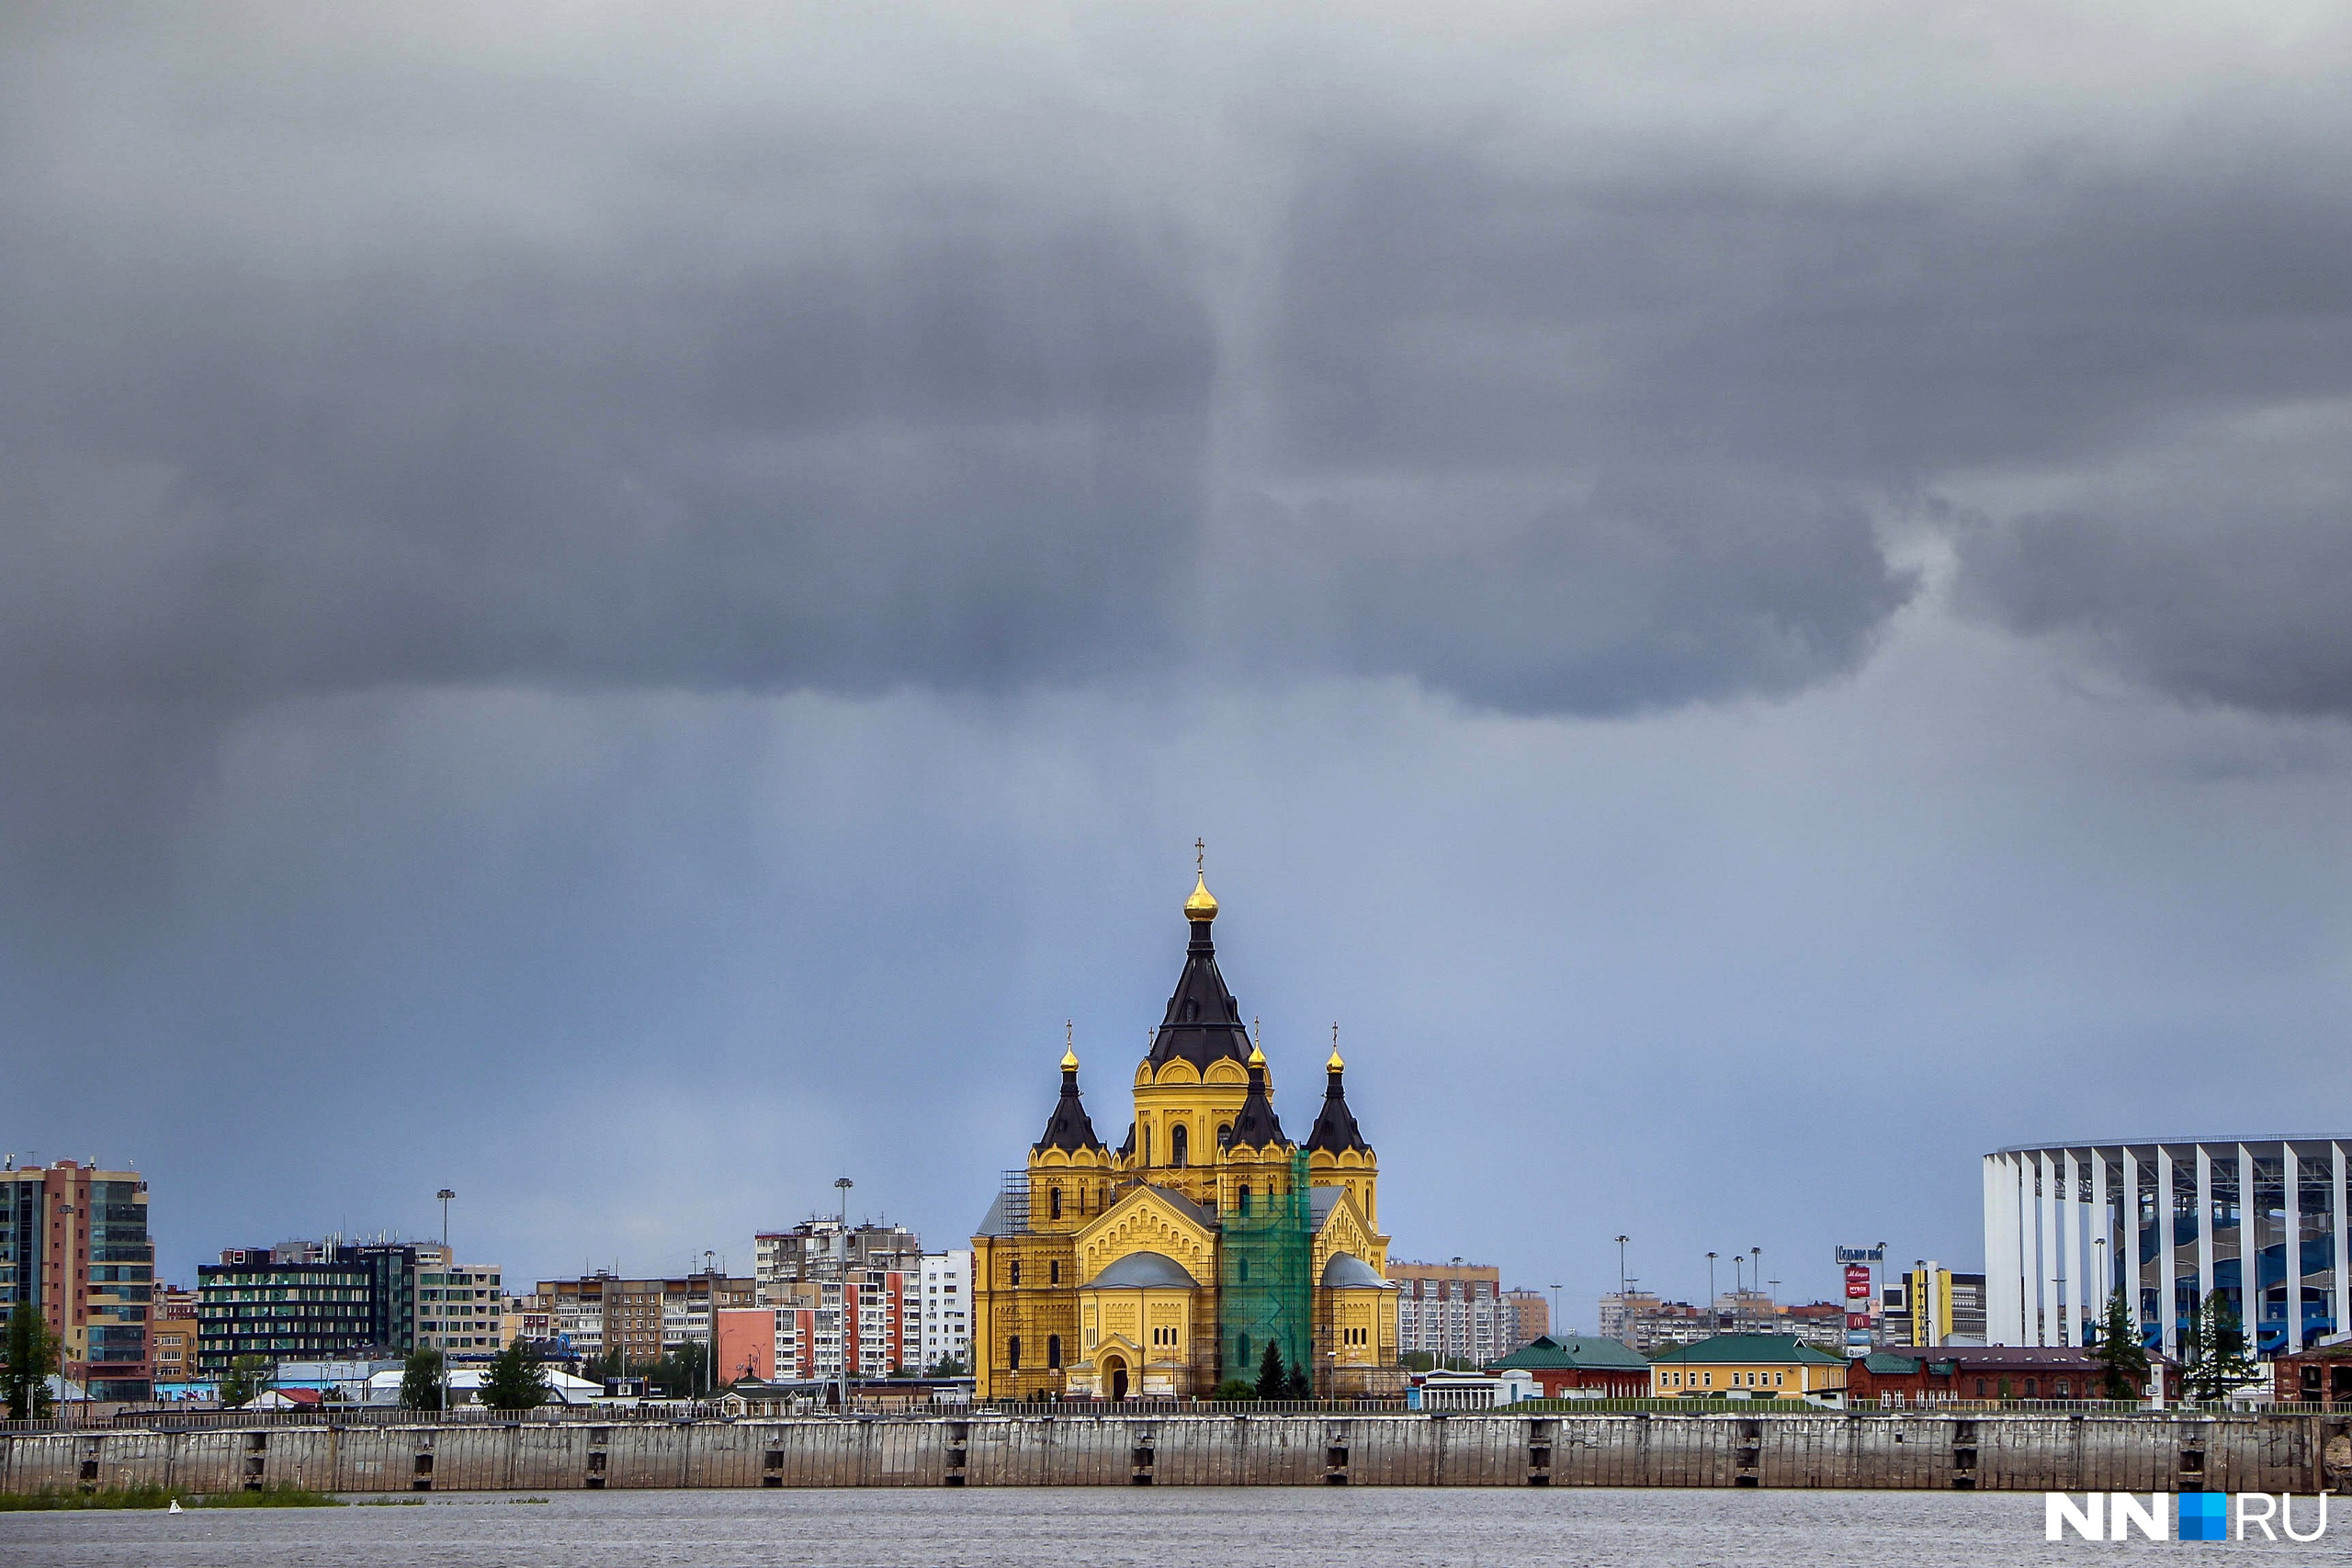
[10,5,2344,720]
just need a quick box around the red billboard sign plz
[1844,1264,1872,1300]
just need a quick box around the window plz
[2055,1379,2071,1398]
[1009,1262,1021,1287]
[1143,1127,1152,1165]
[1975,1378,1987,1396]
[2024,1379,2038,1398]
[1047,1335,1062,1370]
[1238,1184,1251,1214]
[1008,1337,1021,1370]
[1170,1124,1189,1168]
[1218,1122,1231,1145]
[1049,1188,1062,1220]
[1049,1261,1061,1286]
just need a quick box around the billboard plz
[1845,1264,1872,1300]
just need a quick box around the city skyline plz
[6,4,2352,1337]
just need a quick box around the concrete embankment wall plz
[3,1414,2341,1494]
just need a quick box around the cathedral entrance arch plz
[1103,1356,1129,1401]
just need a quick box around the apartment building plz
[198,1239,454,1371]
[1502,1288,1550,1353]
[533,1273,757,1368]
[0,1158,153,1401]
[1391,1260,1507,1367]
[918,1250,972,1372]
[417,1258,505,1359]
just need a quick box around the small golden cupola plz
[1184,872,1218,923]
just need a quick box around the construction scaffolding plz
[1218,1149,1314,1388]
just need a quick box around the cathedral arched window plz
[1218,1122,1231,1145]
[1049,1260,1061,1285]
[1008,1336,1021,1370]
[1009,1262,1021,1287]
[1047,1335,1062,1370]
[1143,1126,1152,1165]
[1170,1124,1189,1168]
[1238,1184,1252,1214]
[1049,1188,1061,1221]
[1237,1334,1250,1368]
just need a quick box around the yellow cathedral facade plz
[971,865,1401,1400]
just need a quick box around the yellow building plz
[1647,1335,1849,1405]
[972,868,1400,1400]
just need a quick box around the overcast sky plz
[5,3,2351,1321]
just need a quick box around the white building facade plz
[1984,1138,2352,1359]
[916,1250,971,1372]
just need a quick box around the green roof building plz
[1646,1334,1849,1404]
[1487,1334,1651,1396]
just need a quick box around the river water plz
[0,1487,2340,1567]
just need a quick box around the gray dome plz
[1088,1251,1195,1289]
[1320,1253,1391,1289]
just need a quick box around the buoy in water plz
[167,1500,182,1514]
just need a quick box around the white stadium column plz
[2237,1144,2257,1350]
[2158,1146,2178,1359]
[1984,1155,2017,1346]
[2196,1146,2216,1325]
[2324,1142,2342,1354]
[2091,1152,2110,1325]
[2059,1150,2080,1346]
[2038,1150,2060,1347]
[2285,1143,2302,1352]
[2124,1148,2143,1341]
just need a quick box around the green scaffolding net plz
[1218,1149,1314,1386]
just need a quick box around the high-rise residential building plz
[754,1219,922,1297]
[416,1258,505,1359]
[1502,1288,1549,1353]
[532,1273,756,1369]
[918,1250,973,1372]
[1391,1260,1505,1366]
[0,1158,154,1401]
[1600,1292,1712,1352]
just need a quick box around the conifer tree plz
[219,1354,274,1409]
[2090,1289,2150,1402]
[1255,1338,1287,1400]
[480,1338,549,1410]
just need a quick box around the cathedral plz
[971,864,1400,1400]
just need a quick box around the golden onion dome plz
[1248,1042,1266,1068]
[1327,1047,1345,1072]
[1061,1046,1080,1071]
[1184,871,1218,922]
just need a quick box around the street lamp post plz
[1706,1253,1718,1325]
[704,1249,718,1401]
[1615,1236,1629,1302]
[435,1190,456,1413]
[1550,1284,1562,1341]
[833,1178,854,1412]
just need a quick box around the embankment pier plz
[6,1411,2348,1493]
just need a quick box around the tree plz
[925,1353,968,1379]
[2089,1289,2151,1403]
[400,1348,447,1411]
[3,1303,58,1420]
[1212,1379,1258,1401]
[1255,1338,1288,1401]
[220,1355,274,1410]
[2183,1290,2258,1404]
[480,1338,549,1411]
[1286,1362,1314,1401]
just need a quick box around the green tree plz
[479,1338,549,1411]
[1285,1362,1314,1401]
[219,1355,274,1410]
[3,1303,58,1420]
[400,1348,447,1411]
[1255,1338,1288,1400]
[2089,1289,2151,1402]
[925,1353,968,1379]
[1212,1379,1258,1401]
[649,1340,708,1398]
[2183,1290,2257,1404]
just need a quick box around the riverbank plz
[5,1411,2346,1493]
